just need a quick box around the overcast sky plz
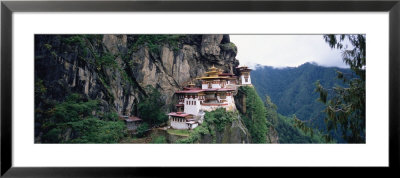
[230,35,348,69]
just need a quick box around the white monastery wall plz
[184,97,201,116]
[212,84,221,89]
[241,75,252,85]
[169,116,189,130]
[170,120,188,130]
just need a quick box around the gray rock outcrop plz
[35,34,239,116]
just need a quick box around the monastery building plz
[168,65,252,130]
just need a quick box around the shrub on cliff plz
[239,86,268,143]
[39,93,126,143]
[138,85,168,126]
[175,108,236,144]
[136,123,149,138]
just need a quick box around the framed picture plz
[1,0,399,176]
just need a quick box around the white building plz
[168,112,198,130]
[237,66,252,86]
[167,65,252,130]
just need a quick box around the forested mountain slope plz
[251,62,352,133]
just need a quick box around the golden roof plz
[199,65,229,80]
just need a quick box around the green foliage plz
[44,43,52,50]
[317,35,366,143]
[42,127,61,143]
[103,111,119,121]
[95,52,118,70]
[50,94,98,123]
[238,86,268,143]
[264,95,278,125]
[61,35,118,71]
[151,135,167,144]
[119,67,135,85]
[136,122,149,138]
[51,51,57,58]
[175,124,210,144]
[62,35,86,48]
[167,129,191,136]
[265,94,327,143]
[137,86,168,126]
[274,114,326,143]
[251,62,351,142]
[175,108,235,144]
[323,35,365,80]
[204,108,236,132]
[65,117,125,143]
[263,95,330,143]
[39,93,127,143]
[35,79,47,95]
[131,35,185,53]
[61,35,102,47]
[220,42,237,53]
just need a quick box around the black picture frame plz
[1,0,399,177]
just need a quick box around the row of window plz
[171,117,185,122]
[186,100,197,105]
[179,95,198,99]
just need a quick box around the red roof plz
[176,89,204,94]
[168,112,192,118]
[183,87,202,90]
[203,88,235,92]
[176,88,234,94]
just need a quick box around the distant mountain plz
[251,62,352,140]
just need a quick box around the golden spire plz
[188,81,195,87]
[198,65,230,80]
[210,64,217,70]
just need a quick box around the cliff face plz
[234,86,280,143]
[198,115,251,143]
[35,34,239,115]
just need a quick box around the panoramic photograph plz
[34,34,365,144]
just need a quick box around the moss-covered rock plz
[176,108,251,144]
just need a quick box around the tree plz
[40,93,126,143]
[136,123,149,138]
[137,85,168,126]
[316,35,366,143]
[264,95,278,125]
[239,86,268,143]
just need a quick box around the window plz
[220,93,226,99]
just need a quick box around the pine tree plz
[316,34,366,143]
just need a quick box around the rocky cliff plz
[35,34,239,116]
[198,115,251,143]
